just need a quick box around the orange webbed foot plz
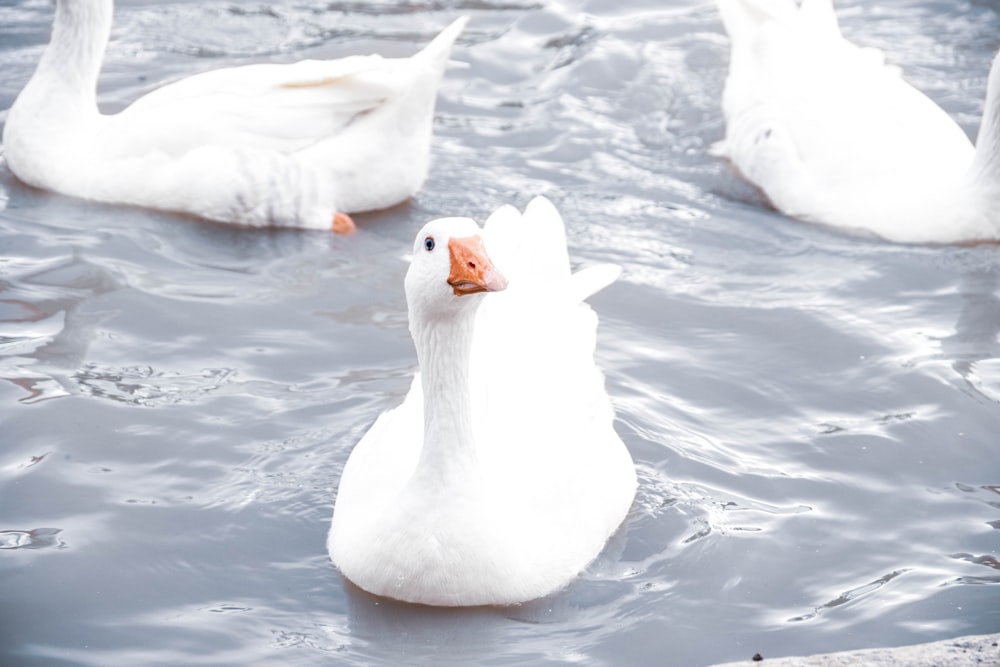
[332,212,357,235]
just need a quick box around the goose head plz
[404,217,508,324]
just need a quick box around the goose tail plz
[413,16,468,72]
[718,0,840,43]
[569,264,621,303]
[717,0,791,43]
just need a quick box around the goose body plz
[2,0,465,230]
[328,197,636,606]
[715,0,1000,243]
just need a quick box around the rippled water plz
[1,0,999,664]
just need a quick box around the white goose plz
[328,197,637,606]
[2,0,466,231]
[715,0,1000,243]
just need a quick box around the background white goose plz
[715,0,1000,243]
[2,0,466,231]
[328,197,637,606]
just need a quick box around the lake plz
[1,0,998,664]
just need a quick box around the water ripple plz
[0,527,65,550]
[1,0,999,665]
[788,569,912,623]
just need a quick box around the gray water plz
[1,0,999,664]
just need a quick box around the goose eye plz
[424,236,435,252]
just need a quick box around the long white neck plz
[968,51,1000,200]
[410,304,479,483]
[3,0,112,185]
[31,0,113,108]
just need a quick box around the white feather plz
[329,197,636,606]
[716,0,1000,243]
[2,0,466,229]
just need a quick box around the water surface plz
[1,0,998,664]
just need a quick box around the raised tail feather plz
[717,0,792,44]
[569,264,621,303]
[717,0,840,44]
[413,16,469,71]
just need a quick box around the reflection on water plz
[1,0,999,665]
[0,527,65,550]
[942,269,1000,402]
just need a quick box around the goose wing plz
[104,55,409,157]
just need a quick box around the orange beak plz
[447,235,508,296]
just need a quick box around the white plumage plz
[3,0,466,230]
[329,197,637,606]
[715,0,1000,243]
